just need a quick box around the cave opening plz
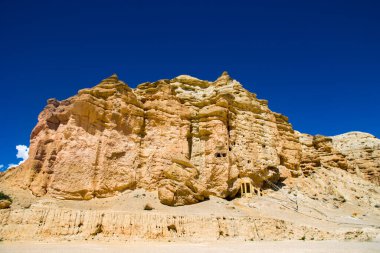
[215,153,227,158]
[238,180,262,198]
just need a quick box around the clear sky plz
[0,0,379,171]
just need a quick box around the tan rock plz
[332,132,380,185]
[296,132,353,177]
[158,156,208,206]
[0,208,337,241]
[1,72,378,206]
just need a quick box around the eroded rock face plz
[297,132,353,177]
[158,157,208,206]
[332,132,380,185]
[1,72,379,205]
[3,75,144,200]
[0,208,338,241]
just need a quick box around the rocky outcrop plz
[158,157,208,206]
[1,72,379,206]
[297,133,353,177]
[295,131,380,185]
[2,75,145,200]
[332,132,380,185]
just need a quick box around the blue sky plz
[0,0,379,171]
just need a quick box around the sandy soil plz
[0,241,379,253]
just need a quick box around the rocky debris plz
[143,203,154,210]
[1,73,379,206]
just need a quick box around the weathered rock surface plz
[158,157,208,206]
[0,72,379,206]
[332,132,380,185]
[297,132,353,177]
[0,208,366,241]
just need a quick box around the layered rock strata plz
[0,208,363,241]
[1,73,379,205]
[332,132,380,185]
[296,133,353,177]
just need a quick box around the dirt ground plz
[0,241,379,253]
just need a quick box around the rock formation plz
[1,72,379,206]
[0,208,350,241]
[332,132,380,185]
[297,133,353,177]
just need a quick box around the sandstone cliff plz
[0,73,379,206]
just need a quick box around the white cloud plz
[0,164,4,170]
[16,145,29,161]
[7,160,24,169]
[7,163,19,168]
[7,145,29,169]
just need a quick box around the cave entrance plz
[239,179,262,198]
[240,182,252,197]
